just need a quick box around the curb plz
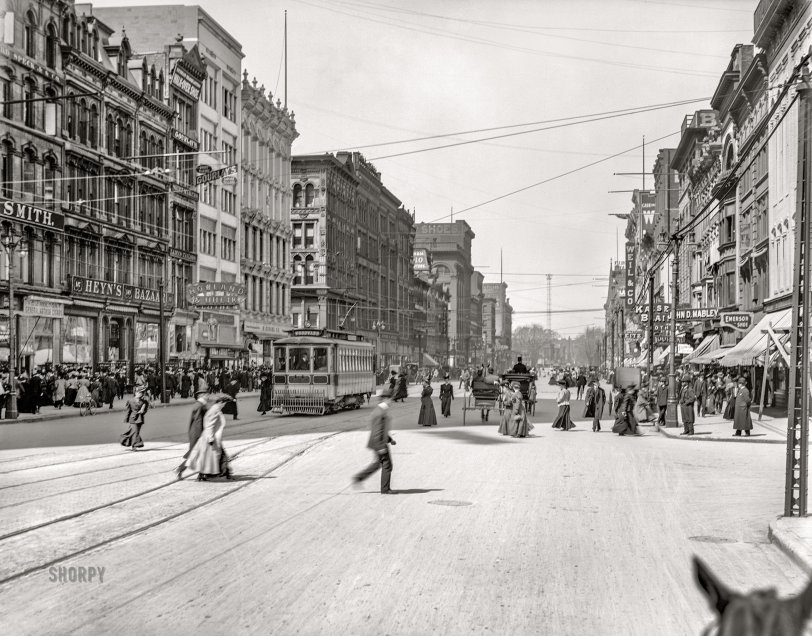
[1,392,261,426]
[768,520,812,575]
[655,426,785,445]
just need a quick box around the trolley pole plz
[158,280,168,404]
[1,222,22,420]
[666,236,682,428]
[647,271,656,428]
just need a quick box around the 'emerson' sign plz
[2,199,65,230]
[720,311,753,332]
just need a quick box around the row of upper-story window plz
[200,71,238,123]
[199,218,238,262]
[242,224,288,269]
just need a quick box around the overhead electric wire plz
[428,130,679,222]
[293,0,720,78]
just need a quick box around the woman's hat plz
[511,381,521,389]
[558,380,567,386]
[444,374,449,379]
[737,377,746,384]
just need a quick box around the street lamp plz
[1,221,28,420]
[372,319,385,374]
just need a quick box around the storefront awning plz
[692,347,730,365]
[719,308,792,367]
[423,352,440,366]
[684,334,720,363]
[656,346,671,364]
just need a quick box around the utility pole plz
[666,236,682,428]
[1,222,24,420]
[546,273,552,332]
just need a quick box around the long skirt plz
[120,421,144,448]
[552,404,574,430]
[723,399,735,420]
[733,405,753,431]
[704,394,716,416]
[440,394,452,417]
[498,407,513,435]
[65,387,77,407]
[187,436,230,477]
[418,399,437,426]
[514,413,531,438]
[612,412,638,435]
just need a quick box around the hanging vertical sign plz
[625,243,636,308]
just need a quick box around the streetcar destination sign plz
[720,311,753,331]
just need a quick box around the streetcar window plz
[274,347,286,371]
[289,347,311,371]
[313,347,328,372]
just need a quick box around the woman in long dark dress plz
[439,375,454,417]
[552,380,574,431]
[257,374,273,416]
[612,386,640,436]
[733,377,752,437]
[498,383,513,434]
[417,381,437,426]
[393,371,409,403]
[222,376,240,420]
[679,378,696,435]
[723,377,736,420]
[511,382,531,437]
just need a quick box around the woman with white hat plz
[188,396,233,480]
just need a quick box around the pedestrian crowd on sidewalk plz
[0,362,270,419]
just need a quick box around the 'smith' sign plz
[720,311,753,332]
[2,199,65,230]
[71,276,172,307]
[624,243,636,308]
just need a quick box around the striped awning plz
[719,308,792,367]
[692,347,730,365]
[684,334,720,363]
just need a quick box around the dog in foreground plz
[695,556,812,635]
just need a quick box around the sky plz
[93,0,756,337]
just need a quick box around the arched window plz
[293,183,302,207]
[62,15,71,44]
[92,32,99,60]
[105,113,115,151]
[157,70,164,97]
[1,141,14,198]
[725,145,735,171]
[89,104,98,147]
[80,21,88,55]
[292,255,302,285]
[78,98,88,144]
[149,66,156,97]
[148,134,156,169]
[305,183,315,206]
[69,15,76,48]
[125,122,133,158]
[305,255,314,285]
[45,23,58,68]
[22,148,37,197]
[43,156,57,203]
[23,79,36,128]
[139,130,148,165]
[2,75,12,119]
[156,139,164,169]
[115,117,124,156]
[24,11,37,59]
[141,59,148,92]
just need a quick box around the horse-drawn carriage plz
[462,371,537,425]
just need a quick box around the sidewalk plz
[2,390,261,425]
[655,409,786,444]
[769,517,812,575]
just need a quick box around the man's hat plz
[737,376,746,384]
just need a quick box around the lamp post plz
[665,233,683,428]
[158,279,168,403]
[372,319,385,376]
[1,221,27,420]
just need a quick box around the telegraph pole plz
[1,222,23,420]
[665,236,682,427]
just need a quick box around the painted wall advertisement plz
[624,243,636,308]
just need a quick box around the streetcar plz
[271,328,375,415]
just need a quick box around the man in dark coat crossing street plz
[354,388,397,494]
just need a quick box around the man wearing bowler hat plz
[354,387,397,494]
[176,388,211,479]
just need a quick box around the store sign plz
[170,65,202,100]
[2,199,64,230]
[186,282,246,307]
[243,321,288,335]
[171,128,199,151]
[624,330,642,342]
[413,248,429,272]
[676,307,718,321]
[720,311,753,332]
[624,243,636,308]
[677,344,694,355]
[195,164,238,185]
[0,44,60,83]
[71,276,172,307]
[168,247,197,262]
[22,298,64,318]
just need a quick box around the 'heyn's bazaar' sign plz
[71,276,172,307]
[2,199,64,230]
[720,311,753,332]
[186,282,246,307]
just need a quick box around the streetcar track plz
[0,416,280,475]
[0,428,356,587]
[0,436,336,510]
[0,434,285,543]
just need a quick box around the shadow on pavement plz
[413,430,512,445]
[362,488,444,495]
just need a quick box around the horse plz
[694,556,812,635]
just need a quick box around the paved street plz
[0,386,809,635]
